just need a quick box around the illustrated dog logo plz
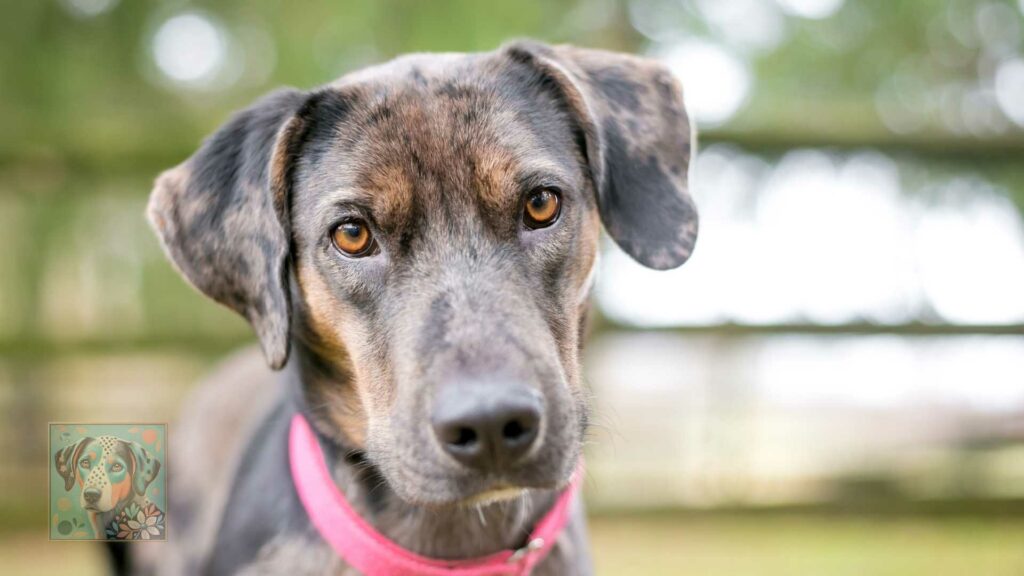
[50,424,166,541]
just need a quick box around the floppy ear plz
[127,441,161,496]
[504,42,698,270]
[55,438,91,492]
[148,88,315,369]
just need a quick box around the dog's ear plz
[504,41,698,270]
[127,441,161,496]
[55,438,91,492]
[148,88,318,369]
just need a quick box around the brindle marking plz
[143,41,697,575]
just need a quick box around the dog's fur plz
[140,40,696,575]
[54,436,161,539]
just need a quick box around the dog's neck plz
[284,342,558,560]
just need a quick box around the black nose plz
[83,488,101,504]
[432,381,543,471]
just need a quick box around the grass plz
[588,514,1024,576]
[5,514,1023,575]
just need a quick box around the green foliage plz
[0,0,1022,342]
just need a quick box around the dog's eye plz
[523,188,561,229]
[110,463,123,472]
[79,459,90,469]
[331,220,375,257]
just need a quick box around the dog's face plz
[55,436,161,513]
[148,42,697,506]
[288,54,605,504]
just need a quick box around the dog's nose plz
[83,488,101,504]
[431,381,543,471]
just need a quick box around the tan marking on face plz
[295,262,372,448]
[561,207,601,391]
[366,163,414,224]
[575,209,601,300]
[296,264,359,358]
[471,145,520,213]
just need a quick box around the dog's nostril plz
[502,420,528,443]
[450,427,478,448]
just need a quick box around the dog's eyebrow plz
[323,196,378,220]
[516,170,573,193]
[330,188,375,203]
[512,158,578,195]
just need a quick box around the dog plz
[141,40,697,575]
[54,436,162,540]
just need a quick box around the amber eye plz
[79,459,90,469]
[110,463,123,472]
[331,220,374,257]
[523,188,561,229]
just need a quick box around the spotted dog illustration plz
[54,435,164,540]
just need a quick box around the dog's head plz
[55,436,161,513]
[148,42,696,506]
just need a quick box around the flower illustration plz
[105,502,165,540]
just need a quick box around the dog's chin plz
[384,463,575,509]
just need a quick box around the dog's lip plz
[460,486,526,507]
[388,456,577,507]
[392,472,568,508]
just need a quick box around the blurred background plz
[1,0,1023,574]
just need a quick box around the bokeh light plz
[693,0,788,54]
[774,0,846,19]
[658,40,752,127]
[995,58,1024,126]
[974,2,1021,57]
[152,12,230,88]
[59,0,118,19]
[627,0,691,43]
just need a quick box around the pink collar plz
[288,414,581,576]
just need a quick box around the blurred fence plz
[2,0,1024,532]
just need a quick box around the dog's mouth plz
[386,459,578,509]
[461,486,526,507]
